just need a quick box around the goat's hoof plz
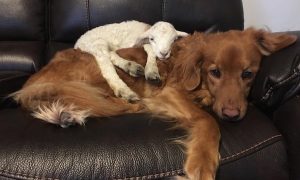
[59,112,76,128]
[146,72,162,85]
[116,88,140,103]
[126,62,144,77]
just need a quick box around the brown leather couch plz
[1,0,300,179]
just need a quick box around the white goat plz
[74,20,188,102]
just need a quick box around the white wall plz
[242,0,300,32]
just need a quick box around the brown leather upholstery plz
[0,0,299,179]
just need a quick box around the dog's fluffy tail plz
[12,82,141,127]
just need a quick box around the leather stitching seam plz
[0,135,282,179]
[220,134,282,161]
[0,168,184,180]
[85,0,90,30]
[48,0,52,41]
[116,169,184,180]
[0,169,59,180]
[161,0,166,20]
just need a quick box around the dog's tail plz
[12,82,141,127]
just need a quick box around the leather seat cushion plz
[0,105,288,179]
[274,96,300,180]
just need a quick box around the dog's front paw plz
[184,151,219,180]
[115,87,140,103]
[198,89,213,107]
[145,64,161,84]
[125,61,144,77]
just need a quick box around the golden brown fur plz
[13,28,297,179]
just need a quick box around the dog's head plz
[176,28,297,121]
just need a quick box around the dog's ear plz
[182,61,202,91]
[253,29,297,56]
[169,34,205,91]
[173,48,203,91]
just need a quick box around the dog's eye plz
[149,37,154,42]
[241,70,253,79]
[210,69,221,78]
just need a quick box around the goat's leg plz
[95,54,140,102]
[143,44,161,84]
[77,40,139,102]
[144,87,220,180]
[78,40,140,102]
[110,51,144,77]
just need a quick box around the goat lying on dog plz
[75,20,188,102]
[13,28,297,179]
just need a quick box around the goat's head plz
[134,21,189,60]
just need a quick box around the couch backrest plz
[0,0,244,72]
[49,0,244,43]
[0,0,46,74]
[0,0,45,41]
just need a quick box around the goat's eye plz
[149,37,154,42]
[241,70,253,79]
[210,68,221,78]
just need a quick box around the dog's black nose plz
[222,107,240,121]
[222,114,241,122]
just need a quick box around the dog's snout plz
[223,114,241,122]
[222,107,240,121]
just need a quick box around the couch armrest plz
[251,31,300,110]
[273,96,300,180]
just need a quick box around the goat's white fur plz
[74,20,188,101]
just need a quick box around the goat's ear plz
[253,29,297,56]
[176,30,189,38]
[133,30,150,47]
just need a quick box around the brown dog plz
[13,28,297,179]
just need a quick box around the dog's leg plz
[192,89,213,107]
[183,116,220,180]
[143,44,161,84]
[110,51,145,77]
[144,87,220,180]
